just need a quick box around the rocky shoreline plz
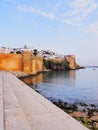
[27,81,98,130]
[49,99,98,130]
[10,70,98,130]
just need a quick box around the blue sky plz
[0,0,98,66]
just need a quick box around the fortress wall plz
[31,60,37,74]
[22,51,33,74]
[0,53,22,71]
[53,59,63,63]
[46,58,63,63]
[35,57,43,72]
[64,55,76,69]
[0,52,77,73]
[0,52,44,74]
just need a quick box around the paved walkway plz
[0,71,89,130]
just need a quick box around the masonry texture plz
[0,52,78,74]
[0,52,43,74]
[65,55,76,69]
[0,54,23,71]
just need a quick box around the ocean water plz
[21,67,98,105]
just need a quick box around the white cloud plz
[70,0,97,16]
[17,5,55,20]
[61,0,98,24]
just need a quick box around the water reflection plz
[42,70,76,87]
[21,69,98,104]
[22,70,76,87]
[22,73,43,85]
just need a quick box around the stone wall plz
[64,55,76,69]
[0,52,43,74]
[22,51,43,74]
[0,53,78,73]
[0,54,23,71]
[31,60,37,74]
[22,51,32,74]
[35,57,43,72]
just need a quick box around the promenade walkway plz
[0,71,89,130]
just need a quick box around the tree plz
[43,59,70,70]
[33,49,38,56]
[43,59,54,69]
[16,51,21,54]
[61,61,70,69]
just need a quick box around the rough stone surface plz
[0,52,43,74]
[65,55,76,69]
[0,54,22,71]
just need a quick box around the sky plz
[0,0,98,66]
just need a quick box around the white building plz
[0,47,13,53]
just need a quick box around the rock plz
[64,55,79,69]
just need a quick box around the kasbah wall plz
[0,51,43,74]
[0,52,77,74]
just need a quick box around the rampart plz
[0,54,23,71]
[64,55,76,69]
[0,52,43,74]
[0,52,79,73]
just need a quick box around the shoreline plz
[50,99,98,130]
[8,70,51,78]
[26,81,98,130]
[9,70,98,129]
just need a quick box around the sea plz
[21,67,98,105]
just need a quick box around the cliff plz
[64,55,79,69]
[43,55,79,70]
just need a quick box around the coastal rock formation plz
[43,55,79,71]
[64,55,79,69]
